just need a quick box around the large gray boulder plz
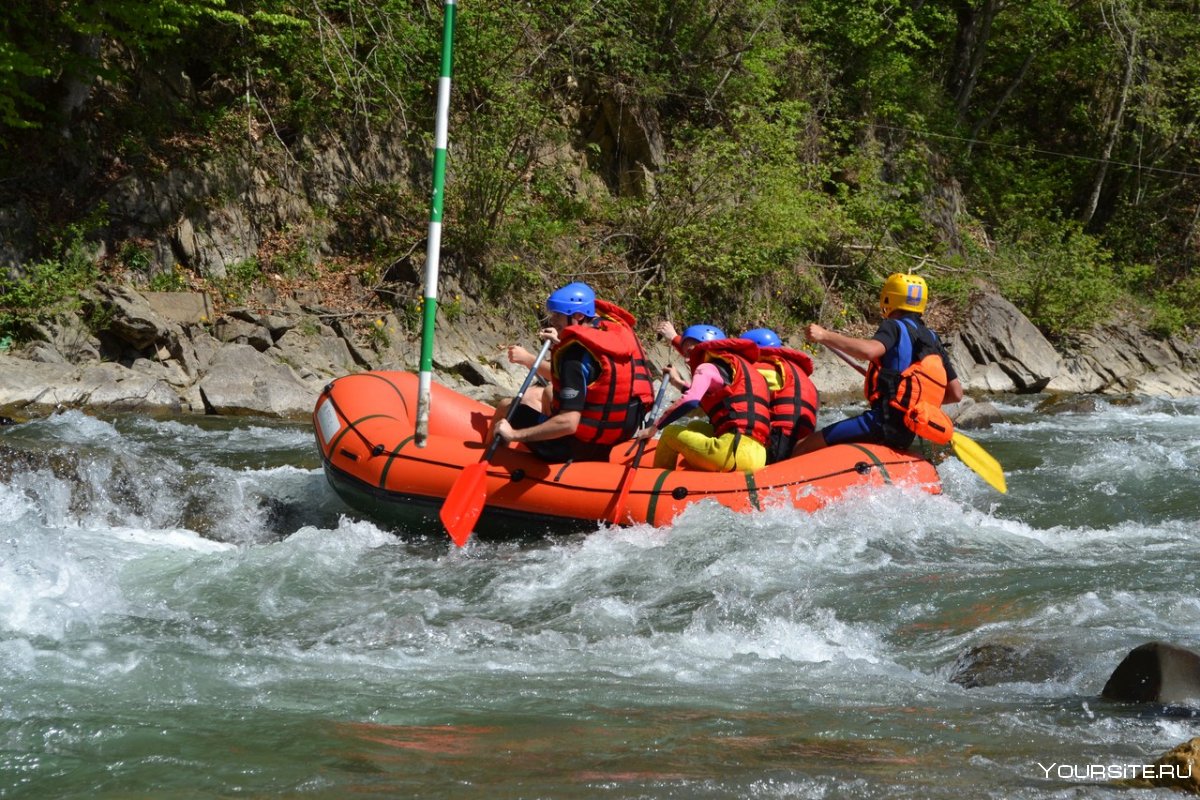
[141,291,215,325]
[28,313,103,363]
[946,396,1004,430]
[271,323,358,383]
[948,291,1062,393]
[197,343,317,418]
[0,354,180,414]
[1049,327,1200,396]
[77,362,182,413]
[0,355,87,409]
[94,283,168,350]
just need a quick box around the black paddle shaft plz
[483,338,553,461]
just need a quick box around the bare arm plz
[664,364,689,390]
[944,377,964,404]
[495,410,582,443]
[804,323,885,363]
[506,328,560,380]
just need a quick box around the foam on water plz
[2,401,1199,797]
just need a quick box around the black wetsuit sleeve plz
[872,319,900,351]
[554,343,592,413]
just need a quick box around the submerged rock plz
[1035,394,1103,415]
[946,397,1004,430]
[949,641,1067,688]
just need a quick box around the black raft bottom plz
[322,460,596,541]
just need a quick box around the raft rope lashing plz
[320,389,408,460]
[846,444,892,483]
[378,436,416,488]
[644,470,675,526]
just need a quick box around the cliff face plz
[3,52,1198,421]
[1,283,1197,423]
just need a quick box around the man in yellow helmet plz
[792,273,963,455]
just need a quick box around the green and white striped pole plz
[415,0,457,448]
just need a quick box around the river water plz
[2,395,1198,798]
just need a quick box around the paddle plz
[947,429,1006,494]
[606,373,672,524]
[440,339,553,546]
[822,343,1007,494]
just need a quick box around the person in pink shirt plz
[638,325,772,472]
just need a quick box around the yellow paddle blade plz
[950,431,1006,493]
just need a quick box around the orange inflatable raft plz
[313,371,942,537]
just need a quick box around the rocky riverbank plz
[1,283,1198,422]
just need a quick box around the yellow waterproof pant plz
[653,420,767,473]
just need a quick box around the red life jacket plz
[552,319,643,446]
[594,299,654,407]
[758,346,819,444]
[864,318,954,445]
[687,339,772,446]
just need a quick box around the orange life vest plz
[594,299,654,407]
[864,317,954,445]
[758,346,820,460]
[552,319,643,446]
[687,339,772,446]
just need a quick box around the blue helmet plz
[545,282,596,318]
[681,324,726,343]
[740,328,782,348]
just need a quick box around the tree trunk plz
[969,50,1034,145]
[1082,2,1139,227]
[58,33,103,133]
[947,0,1004,123]
[968,0,1090,142]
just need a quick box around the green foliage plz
[210,258,263,304]
[1147,277,1200,337]
[398,295,425,333]
[789,0,954,119]
[621,101,840,326]
[992,217,1117,336]
[2,0,1198,342]
[365,317,391,349]
[119,242,153,275]
[146,267,190,292]
[441,293,464,324]
[484,256,542,306]
[0,29,52,128]
[1,0,249,131]
[0,223,99,336]
[236,0,431,132]
[444,1,587,263]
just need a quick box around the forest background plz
[1,0,1198,347]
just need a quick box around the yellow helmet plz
[879,273,928,316]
